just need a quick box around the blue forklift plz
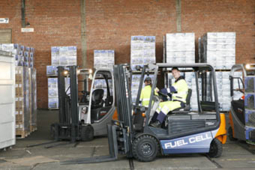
[63,63,227,164]
[228,64,255,144]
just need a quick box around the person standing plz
[140,77,152,107]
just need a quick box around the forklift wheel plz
[132,135,159,162]
[228,127,237,141]
[208,138,222,158]
[81,125,94,141]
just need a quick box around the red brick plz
[0,0,254,108]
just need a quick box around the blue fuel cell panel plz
[160,132,213,154]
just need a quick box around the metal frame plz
[229,64,255,142]
[62,63,224,164]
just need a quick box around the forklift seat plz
[91,89,104,109]
[171,88,192,113]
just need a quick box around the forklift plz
[62,63,227,164]
[51,66,116,142]
[228,64,255,144]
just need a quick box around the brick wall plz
[0,0,254,108]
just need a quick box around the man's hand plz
[154,87,159,93]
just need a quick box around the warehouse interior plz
[0,0,255,169]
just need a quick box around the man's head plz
[171,67,181,80]
[144,77,152,85]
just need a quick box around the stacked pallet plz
[164,33,197,110]
[94,50,115,70]
[200,32,236,111]
[15,67,30,138]
[0,44,37,139]
[47,46,76,109]
[130,36,156,70]
[200,32,235,69]
[0,44,35,68]
[165,33,195,64]
[29,69,37,132]
[93,50,115,100]
[130,36,156,103]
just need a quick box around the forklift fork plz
[61,124,119,164]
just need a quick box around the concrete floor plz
[1,110,255,170]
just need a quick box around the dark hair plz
[144,77,152,82]
[171,67,179,72]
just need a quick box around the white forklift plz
[51,66,116,142]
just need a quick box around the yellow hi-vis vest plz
[140,85,152,107]
[170,78,188,103]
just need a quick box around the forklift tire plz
[208,138,222,158]
[81,125,94,141]
[228,127,237,141]
[132,135,159,162]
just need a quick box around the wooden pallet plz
[31,125,37,132]
[16,130,30,139]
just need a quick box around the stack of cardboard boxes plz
[200,32,236,69]
[130,36,156,103]
[92,50,115,100]
[200,32,236,111]
[15,67,30,138]
[47,46,76,109]
[0,44,34,68]
[94,50,115,70]
[165,33,195,64]
[130,36,156,70]
[164,33,197,110]
[0,43,36,138]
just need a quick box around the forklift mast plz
[54,66,80,143]
[62,64,134,164]
[113,64,133,156]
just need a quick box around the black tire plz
[132,135,159,162]
[81,125,94,141]
[208,138,222,158]
[228,127,237,141]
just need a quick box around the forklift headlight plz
[63,70,69,76]
[77,69,81,75]
[246,64,251,69]
[89,69,93,74]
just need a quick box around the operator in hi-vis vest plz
[151,67,188,128]
[139,77,153,107]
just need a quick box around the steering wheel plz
[157,91,168,98]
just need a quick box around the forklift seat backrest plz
[92,89,104,108]
[172,89,192,112]
[186,89,192,105]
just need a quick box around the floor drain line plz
[129,158,134,170]
[73,142,79,147]
[206,155,223,169]
[91,147,96,157]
